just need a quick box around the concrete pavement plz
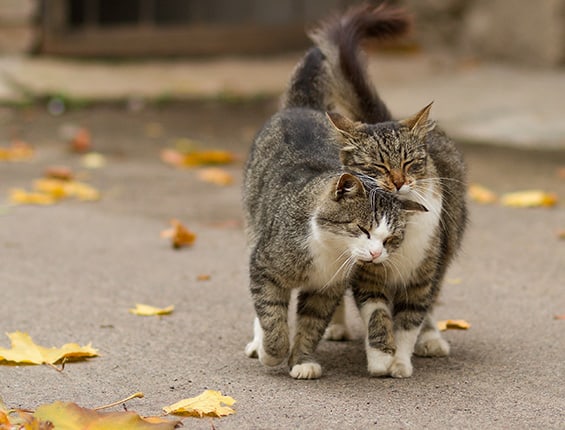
[0,103,564,429]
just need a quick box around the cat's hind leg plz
[414,313,450,357]
[249,273,292,367]
[323,296,351,341]
[289,288,343,379]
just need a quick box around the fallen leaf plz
[0,332,98,365]
[161,219,196,249]
[163,390,236,418]
[45,166,74,181]
[81,152,107,169]
[70,128,92,153]
[161,148,236,168]
[437,320,471,331]
[34,178,101,202]
[500,190,558,208]
[197,274,211,281]
[0,141,34,162]
[197,168,234,186]
[34,401,180,430]
[129,304,174,316]
[557,167,565,180]
[554,314,565,320]
[557,230,565,240]
[9,188,57,205]
[468,184,497,204]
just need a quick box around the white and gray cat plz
[243,3,467,379]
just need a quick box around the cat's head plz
[313,173,426,265]
[327,103,435,197]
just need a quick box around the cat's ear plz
[400,199,428,213]
[334,173,364,201]
[326,112,360,140]
[399,102,436,138]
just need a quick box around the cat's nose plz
[370,249,382,260]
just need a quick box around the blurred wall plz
[0,0,38,54]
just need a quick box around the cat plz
[242,5,423,379]
[309,3,469,377]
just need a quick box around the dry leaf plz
[161,148,236,168]
[0,332,98,365]
[129,304,174,316]
[70,128,92,153]
[557,230,565,240]
[163,390,236,418]
[197,168,234,186]
[500,190,558,208]
[554,314,565,320]
[161,219,196,249]
[34,179,101,202]
[557,167,565,180]
[45,166,74,181]
[0,141,34,161]
[33,401,180,430]
[81,152,107,169]
[437,320,471,331]
[468,184,497,204]
[197,274,211,281]
[9,188,57,205]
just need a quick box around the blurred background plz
[0,0,562,65]
[0,0,564,152]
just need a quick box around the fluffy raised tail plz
[283,3,411,122]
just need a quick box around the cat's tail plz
[283,3,411,122]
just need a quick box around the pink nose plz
[370,249,382,260]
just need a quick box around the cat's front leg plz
[288,288,343,379]
[360,301,396,376]
[248,275,291,367]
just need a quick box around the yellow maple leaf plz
[0,141,34,162]
[437,320,471,331]
[500,190,558,208]
[197,167,234,186]
[129,304,174,316]
[163,390,236,418]
[468,184,498,204]
[0,332,98,365]
[33,401,180,430]
[161,147,236,168]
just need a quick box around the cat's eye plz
[404,160,425,172]
[374,163,389,174]
[357,225,371,239]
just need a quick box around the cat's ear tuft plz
[399,102,436,138]
[334,173,364,200]
[400,199,428,213]
[326,112,359,141]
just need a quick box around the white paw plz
[244,340,259,358]
[366,348,394,377]
[389,357,413,378]
[289,362,323,380]
[323,323,350,341]
[415,334,450,357]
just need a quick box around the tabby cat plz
[312,4,469,377]
[242,5,425,379]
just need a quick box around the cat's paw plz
[323,323,350,341]
[389,357,413,378]
[414,332,450,357]
[289,362,323,380]
[258,347,286,367]
[366,348,394,377]
[244,340,259,358]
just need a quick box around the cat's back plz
[244,107,341,202]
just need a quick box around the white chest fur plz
[388,185,442,284]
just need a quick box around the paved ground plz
[0,101,564,429]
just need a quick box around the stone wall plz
[0,0,38,54]
[401,0,565,67]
